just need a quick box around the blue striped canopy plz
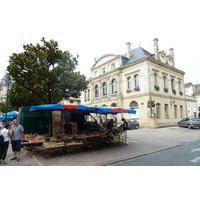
[30,104,136,115]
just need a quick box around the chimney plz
[169,48,175,67]
[153,38,159,60]
[126,42,133,58]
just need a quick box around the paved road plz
[2,126,200,166]
[107,140,200,166]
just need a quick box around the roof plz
[185,82,193,87]
[121,47,154,66]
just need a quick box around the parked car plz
[178,118,200,129]
[117,118,139,130]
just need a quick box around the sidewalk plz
[2,126,200,166]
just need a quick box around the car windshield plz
[191,118,200,121]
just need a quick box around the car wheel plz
[188,124,192,129]
[178,123,181,127]
[135,125,139,129]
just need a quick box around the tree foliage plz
[8,82,44,108]
[7,37,88,106]
[0,101,12,114]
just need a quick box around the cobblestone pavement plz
[2,126,200,166]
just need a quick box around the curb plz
[98,144,183,166]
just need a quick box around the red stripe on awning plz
[62,105,78,110]
[111,107,128,113]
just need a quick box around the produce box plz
[28,138,45,143]
[52,111,61,117]
[65,141,83,146]
[92,132,100,136]
[113,135,120,140]
[65,123,78,134]
[55,142,64,147]
[43,142,56,148]
[53,116,61,122]
[50,137,57,142]
[100,132,106,136]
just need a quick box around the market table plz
[22,138,45,157]
[22,130,126,157]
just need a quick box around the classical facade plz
[81,38,187,126]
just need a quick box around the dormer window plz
[102,68,106,74]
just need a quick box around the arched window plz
[112,79,117,94]
[111,103,117,107]
[103,82,107,96]
[95,85,99,97]
[130,101,139,109]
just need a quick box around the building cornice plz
[123,57,185,75]
[89,68,121,82]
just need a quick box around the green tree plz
[8,82,44,109]
[0,101,12,114]
[7,37,87,105]
[7,37,88,135]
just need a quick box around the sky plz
[1,0,200,84]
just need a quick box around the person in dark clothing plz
[0,123,12,165]
[107,119,115,130]
[121,118,128,145]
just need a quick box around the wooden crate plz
[113,135,120,140]
[43,142,56,148]
[55,142,64,147]
[53,117,61,123]
[52,111,61,117]
[65,123,78,134]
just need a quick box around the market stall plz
[22,104,136,156]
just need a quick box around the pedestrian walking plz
[0,123,12,165]
[10,119,24,162]
[122,118,128,145]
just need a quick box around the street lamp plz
[0,74,10,123]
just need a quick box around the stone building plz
[185,82,200,118]
[60,97,81,105]
[81,38,187,126]
[0,73,12,104]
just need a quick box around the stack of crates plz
[65,122,78,134]
[52,111,61,135]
